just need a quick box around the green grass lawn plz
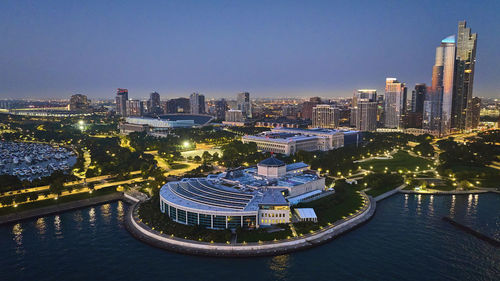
[292,184,364,234]
[236,224,292,243]
[360,150,432,173]
[365,184,400,197]
[445,165,500,188]
[0,186,118,216]
[169,163,189,170]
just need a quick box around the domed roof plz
[258,156,285,167]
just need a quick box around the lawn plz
[292,183,364,234]
[360,150,432,173]
[236,224,292,243]
[445,165,500,188]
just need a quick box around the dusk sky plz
[1,0,499,100]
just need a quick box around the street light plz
[183,141,190,148]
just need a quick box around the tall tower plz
[237,92,252,118]
[453,21,477,131]
[148,91,161,114]
[115,88,128,116]
[439,36,456,135]
[190,92,205,114]
[384,78,407,129]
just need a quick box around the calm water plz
[1,194,499,281]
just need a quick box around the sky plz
[1,0,499,100]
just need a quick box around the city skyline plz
[1,1,499,99]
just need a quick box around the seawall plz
[124,193,377,257]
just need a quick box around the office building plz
[453,21,478,131]
[166,98,190,114]
[237,92,252,118]
[69,94,90,111]
[126,99,144,117]
[384,78,407,129]
[301,97,321,120]
[312,105,340,128]
[115,88,128,116]
[411,84,427,114]
[214,99,228,120]
[225,109,244,122]
[148,91,162,114]
[470,97,481,129]
[355,101,378,132]
[190,92,205,114]
[353,89,377,107]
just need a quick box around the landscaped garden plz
[360,150,432,173]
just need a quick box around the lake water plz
[1,194,499,281]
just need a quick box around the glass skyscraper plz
[452,21,477,131]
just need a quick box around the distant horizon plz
[1,1,499,99]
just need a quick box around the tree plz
[49,180,64,196]
[202,151,212,163]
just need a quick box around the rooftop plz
[258,156,285,167]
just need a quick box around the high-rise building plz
[470,97,481,129]
[384,78,407,129]
[351,90,376,128]
[452,21,477,131]
[190,92,205,114]
[166,98,190,113]
[356,101,378,132]
[312,105,340,129]
[148,91,161,114]
[237,92,252,118]
[411,84,427,114]
[423,35,456,135]
[126,99,143,117]
[214,99,228,120]
[115,88,128,116]
[225,109,244,122]
[69,94,90,111]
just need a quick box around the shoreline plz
[124,193,376,257]
[0,192,128,226]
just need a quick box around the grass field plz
[360,150,432,173]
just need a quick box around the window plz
[187,212,198,225]
[213,216,226,229]
[177,209,186,223]
[199,214,211,228]
[169,206,177,220]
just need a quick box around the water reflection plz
[89,207,96,226]
[467,194,473,216]
[404,194,408,209]
[12,223,23,246]
[101,204,111,224]
[36,217,46,236]
[428,195,434,216]
[450,195,456,217]
[117,201,124,222]
[268,254,290,280]
[73,210,83,231]
[54,215,63,239]
[416,195,422,215]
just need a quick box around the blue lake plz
[1,193,499,281]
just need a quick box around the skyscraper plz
[214,99,228,120]
[452,21,477,131]
[148,91,161,114]
[166,98,190,113]
[115,88,128,116]
[470,97,481,129]
[384,78,407,129]
[69,94,90,111]
[237,92,252,118]
[356,101,378,132]
[312,105,340,129]
[411,84,427,114]
[190,92,205,114]
[353,89,377,107]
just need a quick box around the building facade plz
[190,92,205,114]
[237,92,252,118]
[115,88,128,116]
[312,105,340,129]
[452,21,477,131]
[126,99,144,117]
[384,78,407,129]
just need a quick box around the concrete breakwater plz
[125,194,376,257]
[0,193,126,226]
